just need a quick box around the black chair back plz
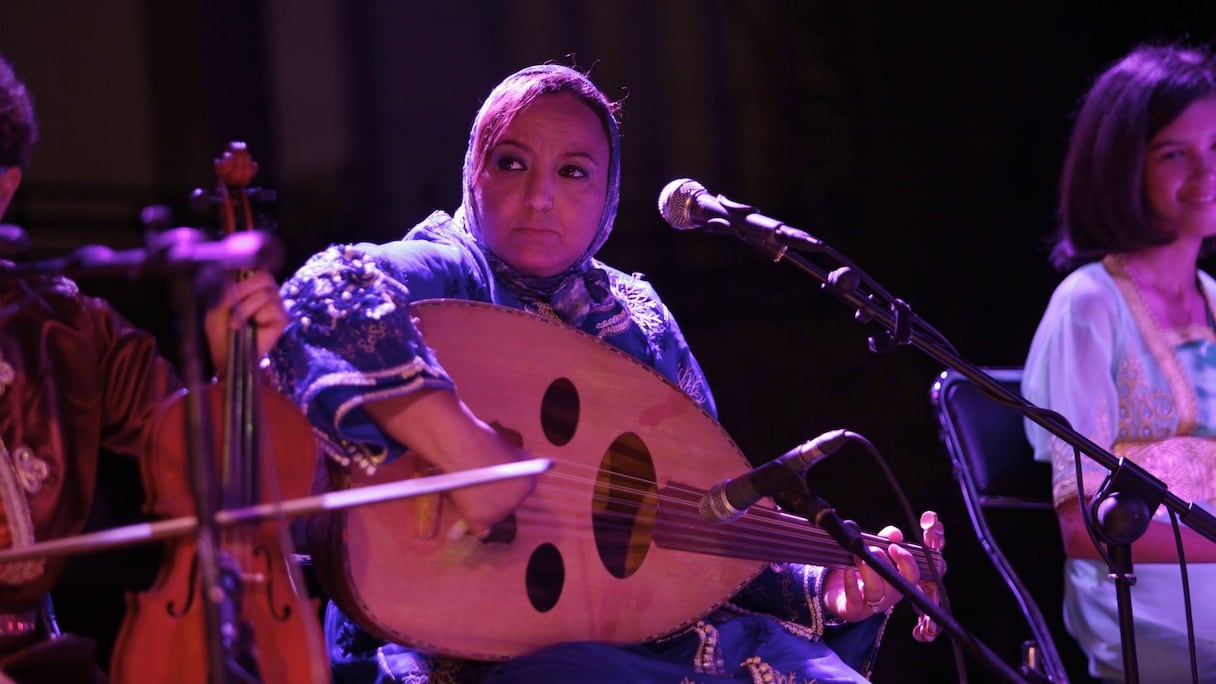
[930,367,1093,683]
[933,367,1053,510]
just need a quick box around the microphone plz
[657,178,823,251]
[699,429,851,523]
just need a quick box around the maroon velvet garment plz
[0,275,179,612]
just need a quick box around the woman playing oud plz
[269,62,943,683]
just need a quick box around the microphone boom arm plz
[760,241,1216,546]
[746,232,1214,684]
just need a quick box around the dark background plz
[4,2,1216,682]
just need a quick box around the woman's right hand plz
[437,415,538,541]
[364,387,537,538]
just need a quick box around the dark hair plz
[0,54,38,169]
[1050,42,1216,271]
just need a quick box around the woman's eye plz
[560,165,588,179]
[495,155,525,171]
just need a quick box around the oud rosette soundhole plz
[592,432,657,579]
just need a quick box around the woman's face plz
[472,92,610,277]
[1144,94,1216,241]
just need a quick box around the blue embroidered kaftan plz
[268,213,888,683]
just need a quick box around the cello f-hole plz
[253,544,293,621]
[166,553,201,618]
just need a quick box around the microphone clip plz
[719,204,824,253]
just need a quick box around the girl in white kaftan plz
[1023,41,1216,684]
[1024,256,1216,683]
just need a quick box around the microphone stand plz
[0,227,283,281]
[697,212,1216,683]
[165,266,235,684]
[774,476,1030,684]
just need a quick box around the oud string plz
[446,455,939,576]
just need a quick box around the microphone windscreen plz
[657,178,705,230]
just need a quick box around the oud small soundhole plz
[525,542,565,613]
[592,432,657,579]
[540,378,579,446]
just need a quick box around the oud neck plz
[653,483,945,577]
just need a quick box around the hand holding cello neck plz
[110,142,329,684]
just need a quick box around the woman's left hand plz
[911,510,946,642]
[204,269,288,372]
[823,510,944,626]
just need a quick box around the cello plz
[110,142,329,683]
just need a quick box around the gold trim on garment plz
[0,438,46,593]
[1104,254,1200,436]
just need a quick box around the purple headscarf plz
[453,64,623,324]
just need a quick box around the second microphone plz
[699,429,853,523]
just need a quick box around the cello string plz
[216,149,329,671]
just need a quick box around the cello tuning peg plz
[140,204,175,233]
[0,223,32,259]
[249,187,277,204]
[188,187,217,217]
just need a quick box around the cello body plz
[110,142,329,683]
[109,385,329,684]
